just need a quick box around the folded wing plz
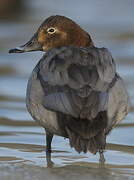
[38,46,116,120]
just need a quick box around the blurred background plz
[0,0,134,179]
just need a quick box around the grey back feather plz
[37,46,116,120]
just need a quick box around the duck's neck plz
[70,27,94,47]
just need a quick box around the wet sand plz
[1,163,134,180]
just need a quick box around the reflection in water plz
[0,0,134,179]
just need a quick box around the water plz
[0,0,134,179]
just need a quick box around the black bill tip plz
[9,48,24,53]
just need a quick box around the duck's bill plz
[9,46,27,53]
[9,36,42,53]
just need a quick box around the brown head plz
[9,15,94,53]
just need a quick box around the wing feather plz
[38,46,116,119]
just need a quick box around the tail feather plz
[66,127,106,154]
[65,111,107,154]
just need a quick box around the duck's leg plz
[45,130,54,167]
[99,149,105,167]
[95,131,106,167]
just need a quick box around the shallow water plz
[0,0,134,179]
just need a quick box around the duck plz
[9,15,130,167]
